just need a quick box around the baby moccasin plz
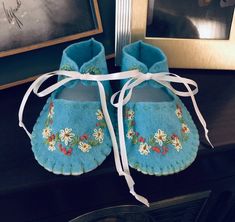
[27,39,113,175]
[120,41,200,176]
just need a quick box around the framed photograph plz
[116,0,235,69]
[0,0,103,58]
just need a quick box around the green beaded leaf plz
[45,119,50,127]
[165,137,172,145]
[55,133,60,143]
[132,135,138,144]
[71,137,79,146]
[128,121,133,128]
[44,140,50,145]
[181,133,189,142]
[89,140,99,146]
[99,121,107,128]
[179,118,184,124]
[149,137,156,146]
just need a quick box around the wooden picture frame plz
[115,0,235,69]
[0,0,103,58]
[0,53,115,90]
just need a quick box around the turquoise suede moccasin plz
[121,41,200,176]
[31,39,112,175]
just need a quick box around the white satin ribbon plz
[110,71,213,208]
[18,69,212,207]
[18,69,138,138]
[111,72,213,147]
[18,69,149,206]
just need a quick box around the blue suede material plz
[31,39,112,175]
[32,99,111,175]
[59,38,109,89]
[121,41,200,175]
[121,41,169,88]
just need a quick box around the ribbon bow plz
[18,70,213,207]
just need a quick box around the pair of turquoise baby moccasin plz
[19,38,211,206]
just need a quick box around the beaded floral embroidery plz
[42,102,106,156]
[60,64,73,71]
[129,66,146,73]
[125,105,190,156]
[85,66,101,74]
[60,64,101,74]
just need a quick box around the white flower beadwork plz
[96,109,104,120]
[42,127,52,139]
[127,110,135,120]
[126,128,135,139]
[172,136,182,152]
[139,142,151,155]
[93,128,104,143]
[79,142,91,152]
[48,140,56,151]
[59,128,75,146]
[154,129,167,146]
[182,123,190,133]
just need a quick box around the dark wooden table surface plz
[0,65,234,221]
